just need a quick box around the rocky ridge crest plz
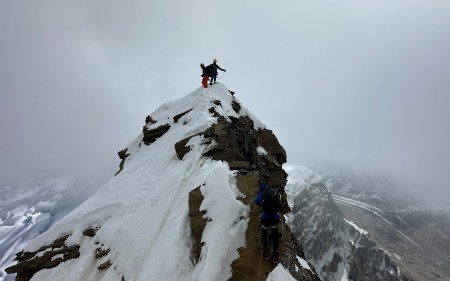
[6,85,319,281]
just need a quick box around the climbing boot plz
[263,248,270,260]
[272,251,280,263]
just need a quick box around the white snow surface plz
[266,264,297,281]
[257,146,268,156]
[344,218,368,236]
[0,177,88,281]
[296,256,312,271]
[341,268,349,281]
[22,84,266,281]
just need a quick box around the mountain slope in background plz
[322,170,418,209]
[285,166,413,281]
[5,84,319,281]
[323,169,450,281]
[0,178,90,281]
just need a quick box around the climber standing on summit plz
[209,59,226,85]
[255,183,281,263]
[200,63,212,88]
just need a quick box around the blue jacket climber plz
[255,183,281,262]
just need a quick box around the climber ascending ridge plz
[255,183,281,263]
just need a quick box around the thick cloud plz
[1,0,449,202]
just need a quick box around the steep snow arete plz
[6,84,318,281]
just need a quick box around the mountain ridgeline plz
[5,84,319,281]
[285,167,414,281]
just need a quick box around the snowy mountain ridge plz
[5,84,319,281]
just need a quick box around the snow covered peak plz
[284,165,322,208]
[6,84,319,281]
[285,165,322,187]
[146,84,265,131]
[117,84,265,169]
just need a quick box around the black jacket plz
[211,63,225,75]
[202,65,214,77]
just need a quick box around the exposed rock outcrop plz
[173,108,193,123]
[82,226,99,237]
[6,225,116,281]
[5,235,80,281]
[184,109,318,280]
[115,148,130,175]
[142,124,171,145]
[145,115,156,125]
[95,248,111,259]
[188,186,208,264]
[98,260,112,270]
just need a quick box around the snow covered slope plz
[324,171,450,281]
[0,178,88,281]
[5,84,319,281]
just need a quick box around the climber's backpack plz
[261,187,280,214]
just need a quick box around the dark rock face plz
[145,115,156,125]
[142,124,171,145]
[289,183,413,281]
[97,260,112,270]
[281,229,319,281]
[199,115,290,214]
[255,129,286,165]
[177,93,318,280]
[173,108,193,123]
[174,127,216,160]
[228,160,251,170]
[95,248,111,259]
[5,235,80,281]
[231,100,241,113]
[178,107,317,280]
[188,187,207,264]
[174,137,193,160]
[82,226,98,237]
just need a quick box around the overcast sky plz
[1,0,449,202]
